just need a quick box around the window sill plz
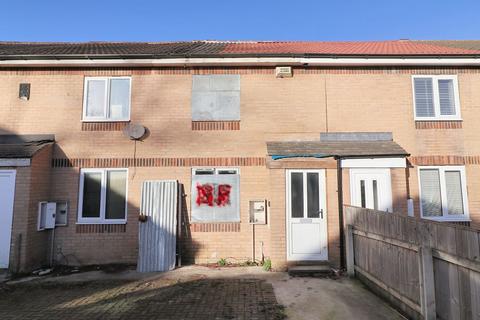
[421,216,471,223]
[191,121,240,131]
[82,119,131,123]
[414,118,462,122]
[415,120,463,129]
[190,222,241,232]
[81,121,130,131]
[76,221,127,225]
[76,223,127,234]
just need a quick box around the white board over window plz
[191,173,240,222]
[191,75,240,121]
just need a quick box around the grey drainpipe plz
[336,157,345,269]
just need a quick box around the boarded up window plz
[191,168,240,222]
[191,75,240,121]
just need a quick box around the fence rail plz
[345,205,480,320]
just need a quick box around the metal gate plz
[137,180,178,272]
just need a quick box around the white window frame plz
[192,167,240,175]
[82,77,131,122]
[418,166,469,222]
[77,168,128,224]
[412,75,462,121]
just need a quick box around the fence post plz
[418,246,436,320]
[346,224,355,277]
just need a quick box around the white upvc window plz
[412,75,461,121]
[418,166,469,221]
[78,168,128,224]
[82,77,131,121]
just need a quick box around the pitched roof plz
[0,134,54,158]
[0,40,479,59]
[267,140,408,158]
[417,40,480,51]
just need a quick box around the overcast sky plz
[1,0,479,42]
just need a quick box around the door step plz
[288,265,336,278]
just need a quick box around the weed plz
[262,258,272,271]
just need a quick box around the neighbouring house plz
[0,40,479,273]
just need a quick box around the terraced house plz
[1,40,480,273]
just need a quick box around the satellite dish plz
[123,123,146,140]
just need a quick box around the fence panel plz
[345,205,480,320]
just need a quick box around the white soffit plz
[1,57,480,67]
[0,158,30,167]
[341,157,406,168]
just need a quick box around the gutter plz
[1,55,480,68]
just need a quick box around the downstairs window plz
[419,166,469,221]
[78,169,128,224]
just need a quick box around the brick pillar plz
[268,168,287,271]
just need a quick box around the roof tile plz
[0,40,478,58]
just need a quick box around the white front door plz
[0,170,16,269]
[350,168,393,212]
[286,170,328,261]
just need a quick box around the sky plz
[0,0,479,42]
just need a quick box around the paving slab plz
[0,266,284,320]
[270,274,406,320]
[0,266,405,320]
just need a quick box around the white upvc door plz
[350,168,393,212]
[0,170,16,269]
[286,170,328,261]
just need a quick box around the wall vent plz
[275,66,293,78]
[19,83,30,100]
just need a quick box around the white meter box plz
[38,202,56,231]
[249,199,267,224]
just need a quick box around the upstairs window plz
[191,168,240,222]
[83,77,131,121]
[78,169,128,224]
[412,75,461,121]
[191,75,240,121]
[419,166,469,221]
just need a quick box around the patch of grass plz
[217,258,227,266]
[262,259,272,271]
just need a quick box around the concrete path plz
[1,266,405,320]
[270,274,405,320]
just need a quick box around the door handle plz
[319,209,323,219]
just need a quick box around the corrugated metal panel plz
[137,180,178,272]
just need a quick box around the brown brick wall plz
[2,66,480,269]
[23,144,53,270]
[8,144,53,272]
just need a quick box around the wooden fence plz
[344,205,480,320]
